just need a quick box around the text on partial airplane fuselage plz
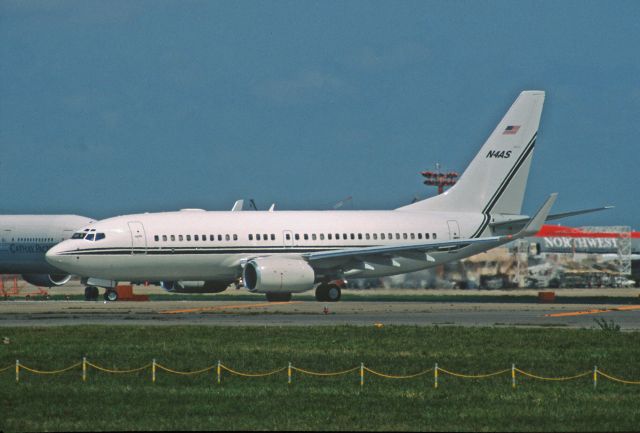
[6,243,55,254]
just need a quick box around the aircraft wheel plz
[265,292,292,302]
[104,289,118,302]
[84,286,99,301]
[326,285,341,302]
[315,285,329,302]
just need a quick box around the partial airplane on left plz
[0,215,94,287]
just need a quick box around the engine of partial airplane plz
[21,273,72,287]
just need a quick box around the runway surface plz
[1,298,640,329]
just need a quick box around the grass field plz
[1,325,639,431]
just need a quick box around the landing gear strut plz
[315,283,341,302]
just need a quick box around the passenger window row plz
[284,232,437,241]
[152,232,438,244]
[154,234,238,242]
[248,234,276,241]
[15,237,56,242]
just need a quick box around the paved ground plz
[1,288,639,329]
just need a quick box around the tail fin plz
[398,90,545,215]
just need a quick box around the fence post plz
[152,359,156,383]
[434,363,438,389]
[512,363,516,389]
[217,360,221,384]
[82,357,87,382]
[593,366,598,389]
[360,363,364,388]
[15,360,19,383]
[288,362,292,385]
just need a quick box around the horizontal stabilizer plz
[490,204,612,232]
[545,205,614,221]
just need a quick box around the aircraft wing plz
[304,236,504,266]
[304,193,557,267]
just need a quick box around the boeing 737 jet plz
[47,91,602,302]
[0,215,94,287]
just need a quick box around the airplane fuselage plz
[47,209,488,282]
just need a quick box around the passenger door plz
[128,222,147,255]
[447,220,461,240]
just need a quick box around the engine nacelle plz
[160,280,230,294]
[243,257,315,293]
[21,273,72,287]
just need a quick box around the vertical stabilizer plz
[398,91,545,215]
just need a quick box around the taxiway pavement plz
[1,297,639,329]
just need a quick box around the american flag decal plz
[503,125,520,135]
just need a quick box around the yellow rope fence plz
[86,361,152,374]
[364,366,434,379]
[3,360,640,387]
[220,364,287,378]
[437,368,511,379]
[292,366,360,377]
[515,368,592,381]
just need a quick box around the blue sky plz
[1,0,638,228]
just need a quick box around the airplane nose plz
[45,242,70,267]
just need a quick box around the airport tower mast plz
[421,163,459,195]
[422,163,460,283]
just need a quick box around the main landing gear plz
[83,286,118,301]
[315,283,341,302]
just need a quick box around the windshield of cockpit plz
[71,228,106,241]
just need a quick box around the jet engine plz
[21,273,72,287]
[160,280,231,294]
[243,257,315,293]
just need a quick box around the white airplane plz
[47,90,593,302]
[0,215,94,287]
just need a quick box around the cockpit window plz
[82,232,106,241]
